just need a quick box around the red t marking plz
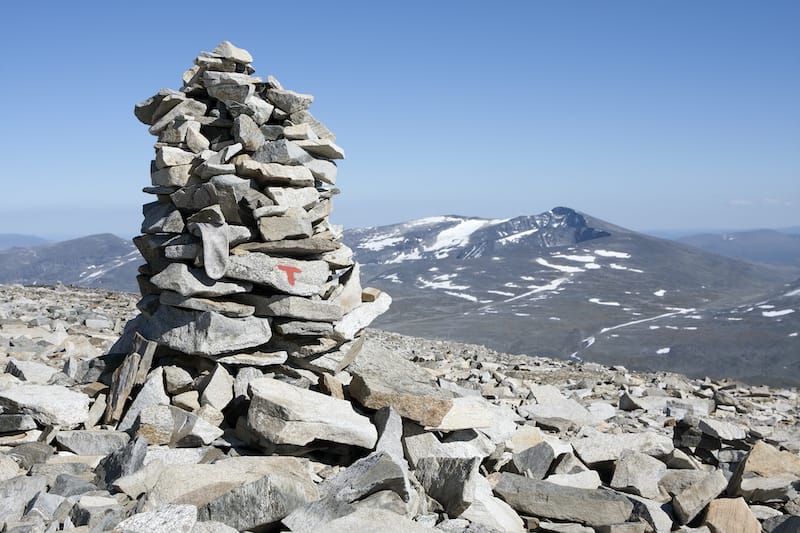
[277,265,302,286]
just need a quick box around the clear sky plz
[1,0,797,239]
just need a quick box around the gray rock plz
[6,442,52,470]
[225,253,330,297]
[190,521,239,533]
[212,41,253,63]
[163,366,194,395]
[118,368,170,432]
[114,504,197,533]
[143,456,316,521]
[171,183,218,211]
[247,377,377,448]
[253,138,313,166]
[142,201,185,234]
[156,146,196,168]
[199,364,233,411]
[672,470,728,524]
[0,454,23,481]
[54,430,130,456]
[519,384,594,428]
[491,473,634,527]
[136,404,223,446]
[512,441,555,480]
[216,350,288,366]
[258,209,313,241]
[307,507,437,533]
[141,305,272,357]
[374,406,405,460]
[233,114,265,151]
[235,157,315,186]
[275,320,334,336]
[149,98,207,135]
[320,451,411,503]
[347,338,454,427]
[626,493,675,533]
[151,164,194,187]
[50,473,97,497]
[334,292,392,341]
[416,455,480,517]
[0,413,37,433]
[545,470,602,490]
[266,88,313,114]
[572,430,674,466]
[0,475,47,525]
[237,294,342,321]
[69,494,125,529]
[698,418,747,441]
[150,263,252,298]
[460,474,526,533]
[610,449,667,500]
[95,436,148,488]
[294,138,346,159]
[0,384,90,428]
[6,358,58,384]
[284,123,317,140]
[305,157,338,184]
[265,186,320,209]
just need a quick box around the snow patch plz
[763,309,795,318]
[656,347,671,355]
[595,250,631,259]
[487,290,515,297]
[589,298,620,307]
[653,289,666,297]
[552,254,595,263]
[785,288,800,297]
[359,234,404,251]
[498,228,539,244]
[426,219,497,252]
[417,276,469,291]
[445,291,478,302]
[536,258,584,273]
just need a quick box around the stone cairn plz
[129,40,390,373]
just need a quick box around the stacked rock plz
[130,41,390,372]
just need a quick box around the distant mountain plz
[0,233,48,250]
[346,208,800,385]
[1,209,798,384]
[0,234,139,292]
[679,229,800,267]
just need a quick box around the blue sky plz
[1,1,797,239]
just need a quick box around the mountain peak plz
[346,207,611,265]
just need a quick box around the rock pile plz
[129,40,390,372]
[0,286,800,531]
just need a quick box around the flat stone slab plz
[54,430,130,456]
[572,430,674,466]
[347,337,455,427]
[141,305,272,357]
[225,253,330,296]
[150,263,252,298]
[0,384,90,428]
[247,377,377,448]
[491,473,634,527]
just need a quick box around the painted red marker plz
[277,265,302,286]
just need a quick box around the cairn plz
[129,41,390,373]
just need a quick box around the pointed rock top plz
[213,41,253,64]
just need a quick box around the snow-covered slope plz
[0,234,140,292]
[351,207,800,385]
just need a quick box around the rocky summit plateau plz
[1,40,799,533]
